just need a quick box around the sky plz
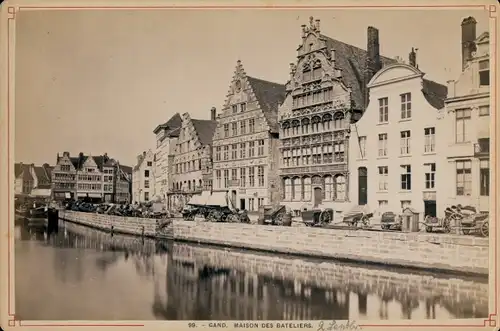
[14,7,489,166]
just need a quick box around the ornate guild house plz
[212,60,286,211]
[278,17,395,213]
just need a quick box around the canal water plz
[15,221,488,321]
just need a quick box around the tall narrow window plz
[424,163,436,189]
[378,166,388,191]
[232,122,238,136]
[424,127,435,153]
[240,143,246,159]
[284,178,292,200]
[480,159,489,196]
[240,103,247,112]
[216,170,221,188]
[240,168,246,188]
[358,136,367,158]
[249,119,255,133]
[379,97,389,123]
[258,166,264,187]
[293,177,301,201]
[324,176,333,200]
[240,120,247,134]
[249,167,255,187]
[378,133,388,157]
[400,93,412,119]
[223,146,229,160]
[479,59,489,86]
[303,177,311,201]
[223,169,229,188]
[232,105,238,114]
[224,124,229,138]
[249,141,255,157]
[456,160,472,196]
[455,109,471,143]
[335,175,346,200]
[215,147,221,161]
[400,165,412,191]
[257,140,265,156]
[400,130,411,155]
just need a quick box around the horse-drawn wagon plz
[182,191,249,223]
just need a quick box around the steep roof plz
[247,76,286,133]
[44,165,54,180]
[153,112,182,134]
[34,166,48,182]
[422,79,448,109]
[133,154,145,171]
[191,119,218,146]
[120,165,133,175]
[321,35,397,110]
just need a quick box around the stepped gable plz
[320,34,397,111]
[246,76,286,133]
[191,119,218,146]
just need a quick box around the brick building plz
[169,111,217,211]
[440,17,490,213]
[211,60,286,212]
[278,17,396,215]
[348,50,448,219]
[132,150,155,203]
[153,113,182,201]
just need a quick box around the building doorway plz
[240,198,246,210]
[313,187,323,207]
[358,167,368,205]
[231,190,237,208]
[424,200,437,217]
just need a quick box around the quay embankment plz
[60,211,489,276]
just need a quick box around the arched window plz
[293,177,301,201]
[334,112,344,129]
[311,116,321,132]
[335,175,346,200]
[312,60,322,80]
[284,178,292,200]
[301,118,310,135]
[324,176,333,200]
[303,177,311,201]
[199,179,202,188]
[322,114,332,131]
[292,120,300,135]
[282,121,290,137]
[188,181,192,190]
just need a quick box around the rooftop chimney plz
[210,107,217,121]
[63,151,70,157]
[409,47,417,67]
[461,16,477,71]
[364,26,382,108]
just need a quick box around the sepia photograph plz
[0,0,498,329]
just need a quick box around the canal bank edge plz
[59,211,489,276]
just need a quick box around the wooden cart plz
[258,205,291,226]
[301,208,334,227]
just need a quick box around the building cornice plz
[445,92,489,104]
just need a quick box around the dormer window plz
[479,59,489,86]
[232,105,238,114]
[308,43,313,52]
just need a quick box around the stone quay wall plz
[59,211,489,275]
[60,210,158,238]
[173,220,489,276]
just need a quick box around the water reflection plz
[15,221,488,321]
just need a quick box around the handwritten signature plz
[317,320,361,331]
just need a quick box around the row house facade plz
[52,152,131,203]
[169,111,217,211]
[349,50,448,219]
[132,150,155,203]
[153,113,181,201]
[211,60,286,212]
[14,163,53,197]
[440,17,491,213]
[278,17,395,214]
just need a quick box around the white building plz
[153,113,181,202]
[349,49,448,218]
[440,17,490,213]
[132,150,155,202]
